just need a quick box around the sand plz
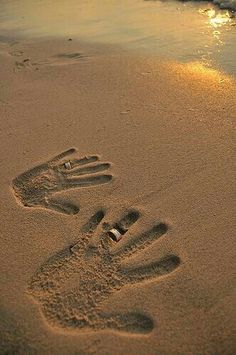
[0,38,235,354]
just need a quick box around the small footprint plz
[55,52,84,60]
[9,49,24,57]
[12,148,112,215]
[7,46,40,72]
[28,210,181,333]
[14,58,39,72]
[43,52,87,66]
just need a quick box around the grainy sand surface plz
[0,38,235,354]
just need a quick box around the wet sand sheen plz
[0,0,235,74]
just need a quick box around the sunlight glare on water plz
[0,0,235,74]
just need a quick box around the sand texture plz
[0,38,235,354]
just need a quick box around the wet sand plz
[0,38,235,354]
[1,0,236,75]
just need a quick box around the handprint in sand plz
[12,148,112,215]
[28,210,181,334]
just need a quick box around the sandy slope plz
[0,38,235,354]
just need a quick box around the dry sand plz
[0,38,235,354]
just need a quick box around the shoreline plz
[0,0,235,77]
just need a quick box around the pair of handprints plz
[13,148,180,334]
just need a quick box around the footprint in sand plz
[8,46,39,72]
[28,210,181,334]
[14,58,39,72]
[10,49,86,70]
[9,49,24,57]
[38,52,87,67]
[51,52,86,66]
[12,148,112,215]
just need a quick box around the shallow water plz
[0,0,235,75]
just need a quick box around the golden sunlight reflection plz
[197,7,234,69]
[184,61,231,84]
[199,8,232,28]
[168,60,233,96]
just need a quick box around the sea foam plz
[180,0,236,11]
[211,0,235,11]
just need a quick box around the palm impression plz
[28,210,181,334]
[12,148,112,215]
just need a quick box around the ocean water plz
[212,0,236,11]
[0,0,235,75]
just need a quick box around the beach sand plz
[0,38,235,354]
